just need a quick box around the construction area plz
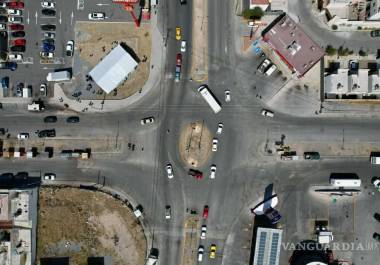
[179,121,212,168]
[64,21,151,100]
[37,187,146,265]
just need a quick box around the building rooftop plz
[262,14,325,77]
[253,227,282,265]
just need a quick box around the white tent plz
[89,44,138,94]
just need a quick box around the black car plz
[15,172,28,179]
[10,45,25,52]
[0,16,7,22]
[41,24,56,31]
[66,116,80,123]
[38,129,56,138]
[1,173,13,178]
[42,9,56,16]
[180,0,187,4]
[373,232,380,243]
[375,213,380,223]
[44,116,57,123]
[11,31,25,38]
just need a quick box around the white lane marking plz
[59,11,62,24]
[97,3,110,6]
[70,11,74,26]
[35,11,38,24]
[27,11,30,24]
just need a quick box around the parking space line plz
[27,11,30,24]
[35,11,38,25]
[59,12,62,24]
[71,12,74,26]
[77,0,84,10]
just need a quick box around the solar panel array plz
[253,228,282,265]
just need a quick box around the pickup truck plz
[258,59,271,73]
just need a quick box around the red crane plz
[112,0,141,27]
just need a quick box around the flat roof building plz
[262,14,324,77]
[253,228,282,265]
[89,44,138,94]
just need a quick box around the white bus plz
[330,173,361,187]
[197,85,221,114]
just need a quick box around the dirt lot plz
[181,216,200,265]
[179,121,212,168]
[73,22,151,99]
[37,187,146,265]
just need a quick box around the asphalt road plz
[1,1,380,265]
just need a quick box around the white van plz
[151,0,158,7]
[265,64,277,76]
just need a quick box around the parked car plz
[43,39,54,45]
[88,12,105,20]
[65,40,74,56]
[41,1,55,9]
[210,165,216,179]
[0,62,17,71]
[304,152,320,160]
[38,129,56,138]
[8,9,22,16]
[212,138,218,152]
[258,59,271,73]
[10,45,25,52]
[40,52,54,58]
[9,16,23,24]
[43,42,55,52]
[10,24,23,31]
[0,16,7,22]
[0,23,5,30]
[261,109,274,118]
[166,163,174,179]
[197,246,204,262]
[202,206,209,219]
[17,133,29,139]
[66,116,79,123]
[41,24,56,31]
[165,205,171,219]
[188,169,203,180]
[200,225,207,239]
[42,8,56,16]
[8,53,23,61]
[141,117,155,125]
[210,244,217,259]
[7,2,24,8]
[372,176,380,190]
[370,30,380,37]
[40,83,47,97]
[180,40,186,52]
[216,123,223,134]
[374,213,380,223]
[44,173,56,180]
[176,53,182,66]
[225,90,231,102]
[180,0,187,4]
[175,27,181,40]
[44,32,55,39]
[11,31,25,37]
[44,116,57,123]
[373,232,380,243]
[12,39,26,46]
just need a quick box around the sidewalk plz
[0,13,165,113]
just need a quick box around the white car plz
[165,205,171,219]
[17,133,29,139]
[88,12,105,20]
[66,40,74,56]
[212,138,218,152]
[8,53,23,61]
[372,177,380,189]
[40,52,54,59]
[8,9,22,16]
[141,117,155,125]
[261,109,274,118]
[40,83,47,97]
[0,24,6,30]
[210,165,216,179]
[197,246,204,262]
[225,90,231,102]
[41,1,55,8]
[166,164,173,179]
[44,173,56,180]
[216,123,223,134]
[180,40,186,52]
[9,17,22,24]
[44,32,55,39]
[200,225,207,239]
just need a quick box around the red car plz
[202,205,209,219]
[176,53,182,66]
[12,39,26,46]
[188,169,203,180]
[10,24,23,31]
[7,2,24,8]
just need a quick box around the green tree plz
[325,45,337,56]
[242,7,264,20]
[332,24,338,30]
[359,50,367,56]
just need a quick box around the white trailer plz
[197,85,221,114]
[370,156,380,164]
[265,64,277,76]
[27,101,45,111]
[22,87,31,98]
[330,178,361,187]
[46,71,71,82]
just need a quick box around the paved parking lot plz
[1,0,138,98]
